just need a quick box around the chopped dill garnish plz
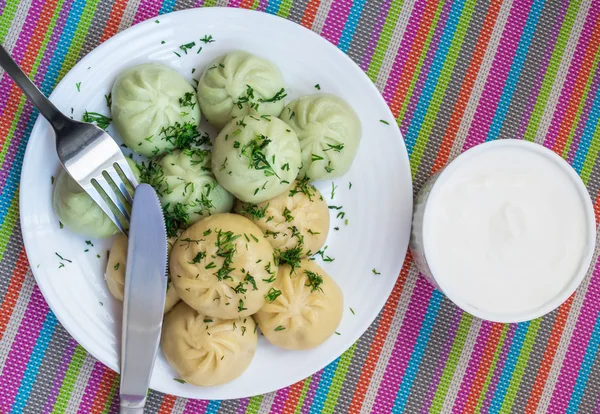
[304,270,324,292]
[265,288,282,302]
[82,111,112,130]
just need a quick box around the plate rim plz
[19,7,413,399]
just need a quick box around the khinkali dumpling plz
[145,149,234,232]
[162,302,257,386]
[280,94,361,180]
[53,158,140,238]
[170,213,278,319]
[105,233,180,313]
[111,63,201,157]
[254,259,343,350]
[197,51,286,129]
[212,116,301,203]
[235,179,329,256]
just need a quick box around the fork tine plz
[84,183,128,235]
[114,160,139,197]
[103,167,133,211]
[93,175,131,225]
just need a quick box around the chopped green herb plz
[307,229,320,235]
[188,252,206,264]
[260,88,287,103]
[282,207,294,222]
[200,34,214,43]
[329,205,342,210]
[178,91,196,109]
[75,82,81,92]
[380,119,390,125]
[311,153,324,161]
[173,51,181,57]
[173,378,186,384]
[205,262,216,269]
[155,20,160,23]
[238,299,247,312]
[82,111,112,130]
[179,41,196,54]
[304,270,324,292]
[324,143,344,152]
[275,326,286,331]
[349,182,352,190]
[372,268,381,275]
[265,287,282,302]
[315,84,321,90]
[331,182,337,199]
[203,319,213,323]
[114,263,120,270]
[350,307,355,315]
[104,93,112,108]
[51,176,55,185]
[241,135,279,178]
[55,252,72,263]
[289,176,317,201]
[335,331,341,335]
[337,211,345,219]
[334,226,339,231]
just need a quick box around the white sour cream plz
[423,141,595,321]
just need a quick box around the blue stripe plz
[309,357,340,414]
[9,312,58,414]
[265,0,283,15]
[485,0,546,142]
[391,290,443,413]
[567,313,600,413]
[572,72,600,175]
[158,0,177,15]
[488,321,530,413]
[403,0,467,155]
[337,0,368,53]
[205,400,222,413]
[0,0,82,230]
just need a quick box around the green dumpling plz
[143,149,234,234]
[280,94,361,181]
[111,63,201,157]
[197,51,286,130]
[53,158,141,238]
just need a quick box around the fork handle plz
[0,44,69,131]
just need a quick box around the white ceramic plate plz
[20,8,412,400]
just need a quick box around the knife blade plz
[120,184,168,413]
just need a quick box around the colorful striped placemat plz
[1,0,600,412]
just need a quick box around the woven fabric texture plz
[1,0,600,412]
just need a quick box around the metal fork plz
[0,44,138,234]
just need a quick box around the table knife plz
[120,184,168,413]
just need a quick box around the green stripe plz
[56,0,101,82]
[0,193,20,261]
[204,0,218,6]
[365,0,405,82]
[523,0,581,142]
[474,324,509,412]
[276,0,293,18]
[52,345,87,413]
[294,377,312,414]
[409,0,476,178]
[581,117,600,185]
[250,0,260,10]
[322,343,357,412]
[500,318,542,413]
[0,0,19,43]
[562,44,600,159]
[397,0,445,123]
[101,375,120,414]
[430,313,473,413]
[245,395,263,414]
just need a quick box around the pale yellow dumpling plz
[170,213,278,319]
[235,180,329,256]
[105,234,180,313]
[254,259,343,350]
[162,302,257,386]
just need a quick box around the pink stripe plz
[380,0,428,104]
[270,386,291,414]
[183,398,209,413]
[132,0,163,25]
[420,307,463,413]
[43,338,78,413]
[372,277,434,414]
[480,324,517,411]
[548,259,600,412]
[358,0,394,72]
[229,0,243,7]
[258,0,268,12]
[463,0,534,150]
[515,0,569,141]
[300,369,323,413]
[542,5,600,150]
[319,0,353,46]
[452,322,492,412]
[236,397,250,413]
[76,362,107,413]
[0,286,50,412]
[0,0,46,115]
[398,0,452,131]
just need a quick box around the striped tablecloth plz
[1,0,600,412]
